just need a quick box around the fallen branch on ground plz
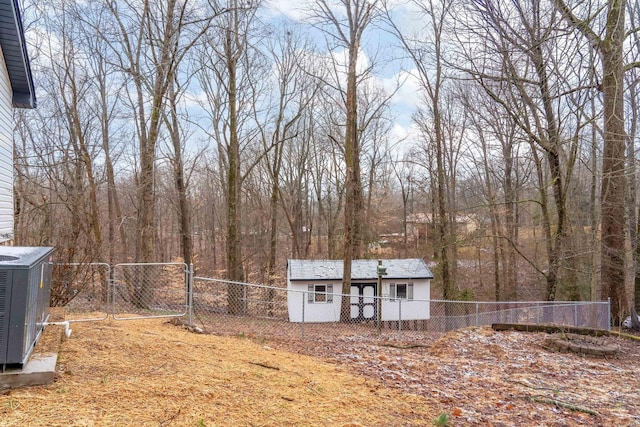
[509,380,561,393]
[248,361,280,370]
[379,343,430,349]
[526,396,598,416]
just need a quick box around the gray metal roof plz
[288,259,434,281]
[0,0,36,108]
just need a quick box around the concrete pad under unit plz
[0,353,58,389]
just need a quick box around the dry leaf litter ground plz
[268,326,640,426]
[2,315,640,426]
[0,317,437,427]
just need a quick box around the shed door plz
[350,283,376,321]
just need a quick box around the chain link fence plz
[112,263,189,319]
[52,263,110,322]
[52,262,189,321]
[51,262,611,341]
[189,277,610,341]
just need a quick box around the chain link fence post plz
[108,268,114,319]
[188,264,194,327]
[398,298,402,340]
[475,302,479,326]
[301,291,305,339]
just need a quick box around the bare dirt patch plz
[0,318,437,427]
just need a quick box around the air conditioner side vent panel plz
[0,247,54,368]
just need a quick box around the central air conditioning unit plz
[0,247,54,369]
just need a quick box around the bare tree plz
[161,78,197,267]
[15,0,116,269]
[252,27,317,284]
[197,0,267,313]
[462,86,524,300]
[626,0,640,314]
[386,0,457,300]
[554,0,631,323]
[310,122,346,259]
[312,0,379,321]
[391,157,415,258]
[98,0,213,267]
[452,0,587,302]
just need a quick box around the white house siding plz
[0,46,13,243]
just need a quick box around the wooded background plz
[12,0,640,323]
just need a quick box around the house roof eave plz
[0,0,36,109]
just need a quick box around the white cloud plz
[390,122,409,141]
[386,1,427,37]
[263,0,360,23]
[390,121,420,144]
[380,68,422,111]
[180,89,210,110]
[264,0,315,21]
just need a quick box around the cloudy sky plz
[262,0,427,150]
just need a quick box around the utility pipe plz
[43,321,72,338]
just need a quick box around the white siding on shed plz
[0,45,13,243]
[381,279,431,321]
[288,281,342,322]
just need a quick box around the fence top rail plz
[54,262,111,267]
[192,277,609,307]
[427,299,610,306]
[194,276,287,291]
[115,262,188,267]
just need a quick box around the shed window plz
[307,284,334,303]
[389,282,413,301]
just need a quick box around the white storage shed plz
[287,258,433,323]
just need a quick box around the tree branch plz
[624,61,640,72]
[552,0,603,52]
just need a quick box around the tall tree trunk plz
[628,85,639,312]
[434,103,452,301]
[532,39,566,302]
[555,0,628,325]
[590,93,600,302]
[599,0,627,324]
[628,0,640,315]
[477,126,503,300]
[99,79,127,263]
[225,10,246,314]
[336,0,373,322]
[167,84,193,267]
[341,44,358,320]
[503,135,518,300]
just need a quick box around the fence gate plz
[52,263,111,322]
[112,262,189,320]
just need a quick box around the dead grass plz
[0,318,437,427]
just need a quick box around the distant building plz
[287,258,433,323]
[0,0,37,242]
[406,212,479,243]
